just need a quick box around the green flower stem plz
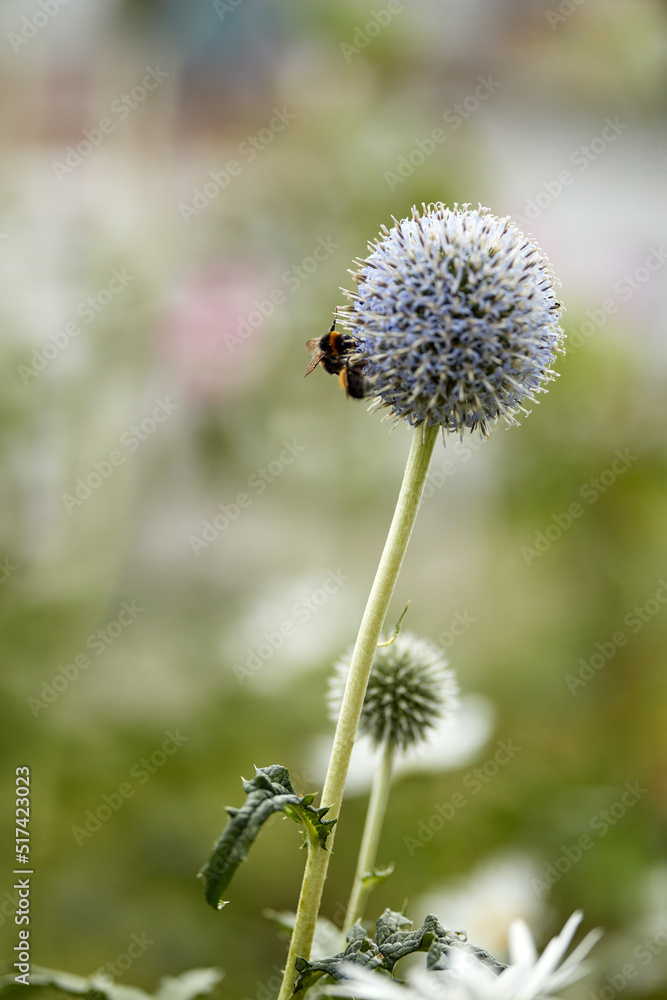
[342,738,394,935]
[277,422,439,1000]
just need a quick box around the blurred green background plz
[1,1,666,998]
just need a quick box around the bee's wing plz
[303,338,323,377]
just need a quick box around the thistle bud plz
[328,633,458,754]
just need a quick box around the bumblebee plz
[304,310,369,399]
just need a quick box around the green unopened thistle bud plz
[328,633,458,754]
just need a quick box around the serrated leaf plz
[360,863,394,888]
[427,939,509,975]
[293,908,507,993]
[199,764,335,910]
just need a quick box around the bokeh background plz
[1,1,667,998]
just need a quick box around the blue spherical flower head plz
[342,203,565,437]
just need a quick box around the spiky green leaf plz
[360,863,394,888]
[293,908,507,993]
[199,765,335,910]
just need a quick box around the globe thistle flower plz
[328,633,458,755]
[341,203,564,438]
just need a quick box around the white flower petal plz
[507,919,538,966]
[543,928,604,990]
[510,911,583,997]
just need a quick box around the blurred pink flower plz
[159,261,280,401]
